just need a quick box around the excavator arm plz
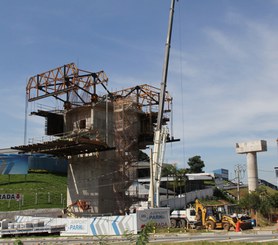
[63,200,91,217]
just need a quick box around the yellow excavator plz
[195,199,237,231]
[63,200,91,218]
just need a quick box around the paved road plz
[149,232,278,243]
[0,231,278,244]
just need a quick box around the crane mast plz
[149,0,177,207]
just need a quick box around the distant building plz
[259,179,278,190]
[213,168,229,181]
[132,161,214,198]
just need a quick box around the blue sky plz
[1,0,278,185]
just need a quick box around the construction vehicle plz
[170,206,200,229]
[170,199,243,230]
[63,200,91,218]
[148,0,179,208]
[195,199,237,230]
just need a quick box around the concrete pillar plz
[236,140,267,193]
[246,152,258,192]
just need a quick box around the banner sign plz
[0,193,21,200]
[0,154,28,175]
[137,207,170,230]
[66,219,88,234]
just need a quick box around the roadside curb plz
[151,228,278,238]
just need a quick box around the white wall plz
[160,188,214,210]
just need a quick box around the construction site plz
[12,62,173,215]
[1,1,277,240]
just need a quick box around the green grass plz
[226,186,278,198]
[0,173,67,211]
[149,243,278,245]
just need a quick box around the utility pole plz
[234,164,246,202]
[275,167,278,190]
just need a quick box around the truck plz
[170,199,253,231]
[170,206,200,229]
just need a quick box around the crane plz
[148,0,177,208]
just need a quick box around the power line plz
[234,164,246,202]
[258,169,274,173]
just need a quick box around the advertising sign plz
[136,207,170,230]
[0,193,21,200]
[65,219,88,234]
[0,154,28,175]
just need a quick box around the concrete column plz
[236,140,267,193]
[246,152,258,192]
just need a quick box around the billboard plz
[0,154,29,175]
[29,154,67,174]
[136,207,170,230]
[0,193,21,200]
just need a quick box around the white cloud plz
[161,8,278,183]
[168,14,278,146]
[204,28,248,60]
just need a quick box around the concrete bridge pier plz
[246,152,258,191]
[236,140,267,192]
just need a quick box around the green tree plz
[161,164,178,177]
[136,221,154,245]
[270,192,278,209]
[161,165,188,195]
[187,155,205,173]
[177,168,188,176]
[138,150,150,162]
[239,192,261,211]
[239,186,276,221]
[256,186,273,219]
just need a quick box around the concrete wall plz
[66,100,143,215]
[64,103,114,147]
[91,102,114,147]
[0,208,62,220]
[67,151,118,214]
[160,188,214,210]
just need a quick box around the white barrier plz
[16,214,137,236]
[160,188,214,210]
[16,207,170,236]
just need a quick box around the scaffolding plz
[13,63,174,214]
[113,97,140,210]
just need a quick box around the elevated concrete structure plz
[12,64,174,215]
[66,99,143,214]
[236,140,267,192]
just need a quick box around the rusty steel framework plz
[111,84,172,111]
[26,63,172,114]
[26,63,109,108]
[21,63,173,151]
[16,63,173,159]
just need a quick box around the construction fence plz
[0,192,66,210]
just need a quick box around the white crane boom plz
[148,0,177,207]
